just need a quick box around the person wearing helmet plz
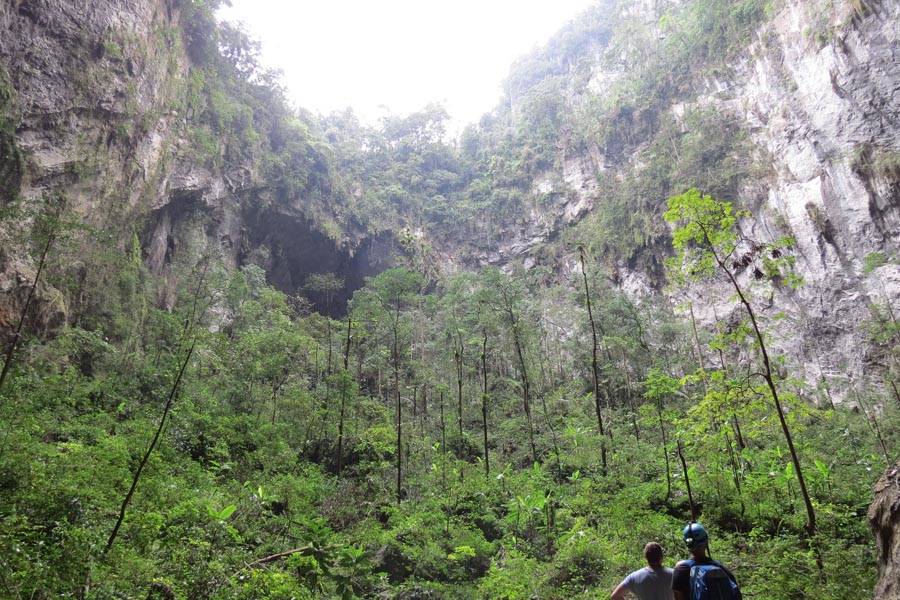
[610,542,674,600]
[672,523,741,600]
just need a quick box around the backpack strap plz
[709,560,737,583]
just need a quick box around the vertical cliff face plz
[0,0,392,329]
[435,0,900,395]
[1,0,897,377]
[662,0,900,395]
[870,460,900,600]
[1,0,182,336]
[730,0,900,390]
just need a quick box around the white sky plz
[218,0,597,135]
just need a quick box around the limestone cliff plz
[1,0,898,396]
[686,0,899,394]
[0,0,390,332]
[435,0,900,397]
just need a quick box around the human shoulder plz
[673,559,693,571]
[620,568,638,586]
[672,559,692,587]
[623,566,649,582]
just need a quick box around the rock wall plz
[728,0,900,394]
[0,0,387,330]
[869,459,900,600]
[1,0,897,375]
[439,0,900,397]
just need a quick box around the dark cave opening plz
[243,210,396,316]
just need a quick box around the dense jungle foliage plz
[1,0,898,598]
[1,193,897,599]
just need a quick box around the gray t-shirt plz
[621,566,674,600]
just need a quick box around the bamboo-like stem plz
[677,439,696,522]
[578,247,608,474]
[0,226,56,396]
[105,342,194,555]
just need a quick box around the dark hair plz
[644,542,664,565]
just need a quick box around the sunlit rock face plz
[438,0,900,398]
[731,0,900,395]
[870,460,900,600]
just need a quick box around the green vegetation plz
[445,0,778,271]
[863,251,888,274]
[0,189,894,598]
[102,40,125,61]
[0,0,894,598]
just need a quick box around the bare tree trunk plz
[854,384,891,465]
[326,318,333,376]
[507,305,537,463]
[707,236,816,536]
[421,386,428,422]
[688,302,705,369]
[455,331,464,456]
[539,392,563,473]
[439,389,447,490]
[656,399,671,502]
[620,348,641,440]
[481,331,490,477]
[677,439,696,522]
[272,372,290,426]
[106,343,194,555]
[312,346,320,387]
[537,334,551,391]
[181,257,211,343]
[724,429,746,518]
[578,248,608,474]
[0,225,55,396]
[337,316,352,474]
[393,301,402,504]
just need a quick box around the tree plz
[643,368,679,502]
[480,268,538,464]
[664,188,816,536]
[440,273,479,461]
[336,315,355,474]
[106,342,194,555]
[363,268,423,503]
[0,200,66,397]
[231,289,310,424]
[479,329,490,477]
[304,272,343,374]
[577,247,609,474]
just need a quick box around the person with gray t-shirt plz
[610,542,674,600]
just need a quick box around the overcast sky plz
[218,0,596,134]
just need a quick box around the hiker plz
[672,523,741,600]
[610,542,674,600]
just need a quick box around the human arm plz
[672,560,691,600]
[610,573,632,600]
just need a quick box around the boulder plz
[869,460,900,600]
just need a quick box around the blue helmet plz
[683,522,709,549]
